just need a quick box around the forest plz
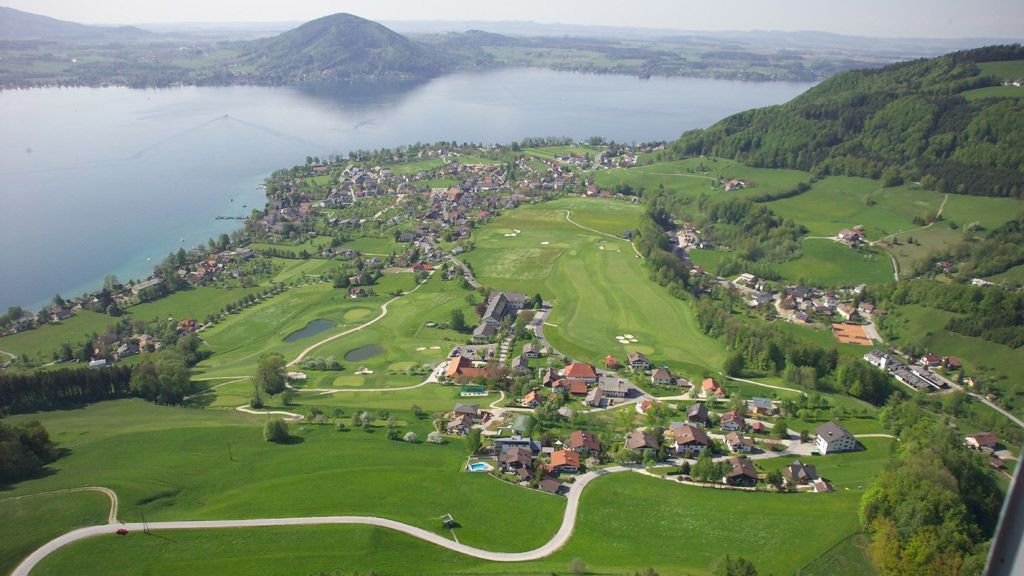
[671,46,1024,197]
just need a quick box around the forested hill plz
[671,45,1024,197]
[238,13,450,83]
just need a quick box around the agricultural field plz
[594,157,810,199]
[462,197,726,377]
[0,309,116,362]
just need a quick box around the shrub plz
[263,418,289,443]
[426,431,445,444]
[404,431,418,443]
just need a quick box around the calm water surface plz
[0,69,813,310]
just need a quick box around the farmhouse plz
[725,432,755,453]
[837,229,863,245]
[815,421,857,455]
[781,460,818,486]
[563,362,598,384]
[568,380,589,396]
[965,432,998,452]
[569,430,601,455]
[597,378,629,398]
[720,411,746,432]
[445,355,486,380]
[627,351,651,370]
[673,424,710,457]
[625,430,659,451]
[723,456,758,487]
[651,367,673,385]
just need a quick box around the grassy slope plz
[593,157,809,200]
[462,197,726,377]
[0,490,110,576]
[775,240,892,286]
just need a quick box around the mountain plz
[670,45,1024,197]
[0,6,150,41]
[237,13,449,84]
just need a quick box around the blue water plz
[0,69,814,311]
[283,319,337,343]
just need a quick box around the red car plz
[116,528,128,535]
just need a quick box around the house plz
[446,414,473,435]
[597,378,629,398]
[453,403,480,419]
[919,353,941,368]
[541,368,558,387]
[472,322,498,341]
[687,402,709,427]
[836,304,855,320]
[562,362,598,384]
[651,367,673,385]
[523,342,541,358]
[625,430,659,452]
[815,421,857,455]
[673,424,710,457]
[585,387,606,408]
[725,432,755,453]
[499,447,533,471]
[723,456,758,487]
[510,355,528,376]
[568,380,589,396]
[636,398,658,415]
[747,397,776,416]
[604,355,622,369]
[493,435,539,454]
[549,449,580,474]
[781,460,818,486]
[944,357,962,370]
[411,261,433,273]
[723,178,747,192]
[550,379,569,393]
[115,342,139,358]
[349,287,368,298]
[965,432,998,452]
[750,421,768,434]
[445,355,486,380]
[569,430,600,455]
[720,411,746,432]
[516,466,534,483]
[522,390,541,408]
[701,378,723,398]
[51,308,74,322]
[837,229,863,245]
[627,351,650,370]
[539,477,565,495]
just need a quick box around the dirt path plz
[234,405,304,422]
[725,375,803,395]
[0,349,17,359]
[288,272,432,367]
[564,210,644,259]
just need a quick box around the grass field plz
[26,437,894,576]
[0,490,111,576]
[774,240,892,286]
[796,532,876,576]
[0,310,116,361]
[593,157,810,200]
[462,197,726,377]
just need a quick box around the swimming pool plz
[467,462,493,472]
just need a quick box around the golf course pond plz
[345,344,384,362]
[283,319,336,343]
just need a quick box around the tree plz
[531,293,544,309]
[465,428,482,454]
[427,431,445,444]
[766,469,784,489]
[263,418,289,443]
[450,309,466,332]
[570,557,587,575]
[404,431,418,443]
[254,353,286,396]
[130,351,194,404]
[723,351,745,377]
[694,449,722,482]
[713,555,758,576]
[771,419,790,440]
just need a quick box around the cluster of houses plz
[863,350,952,392]
[964,432,1007,471]
[473,291,529,341]
[731,273,876,325]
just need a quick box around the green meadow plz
[462,197,726,377]
[0,490,110,576]
[593,157,810,200]
[774,240,892,287]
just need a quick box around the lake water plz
[345,344,384,362]
[0,68,813,311]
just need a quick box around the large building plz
[815,421,857,455]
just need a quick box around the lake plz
[0,68,813,311]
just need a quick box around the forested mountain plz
[671,46,1024,197]
[0,6,150,41]
[237,13,450,83]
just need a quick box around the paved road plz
[970,393,1024,428]
[13,467,626,575]
[447,255,481,289]
[288,272,432,367]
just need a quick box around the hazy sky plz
[6,0,1024,38]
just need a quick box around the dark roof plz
[782,460,818,484]
[687,402,708,420]
[539,477,563,494]
[625,430,659,451]
[569,429,600,451]
[500,447,533,467]
[816,421,853,441]
[674,424,710,446]
[725,456,758,479]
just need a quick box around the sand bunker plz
[354,367,374,375]
[416,347,427,351]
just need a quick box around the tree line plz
[0,420,58,484]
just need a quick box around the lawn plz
[0,490,110,576]
[796,532,876,576]
[462,197,727,378]
[128,285,262,323]
[774,239,892,287]
[0,309,115,362]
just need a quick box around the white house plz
[814,421,856,455]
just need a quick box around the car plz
[116,528,128,535]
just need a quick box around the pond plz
[283,319,336,343]
[345,344,384,362]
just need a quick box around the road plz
[288,272,432,367]
[0,486,118,524]
[13,468,626,575]
[970,393,1024,429]
[725,375,803,395]
[447,255,481,289]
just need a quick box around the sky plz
[5,0,1023,39]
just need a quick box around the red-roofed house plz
[569,430,601,455]
[965,432,998,452]
[523,390,541,408]
[562,362,598,384]
[605,355,622,369]
[549,449,580,473]
[569,381,589,396]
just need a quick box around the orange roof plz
[569,381,589,395]
[564,362,597,379]
[604,355,621,368]
[523,390,540,404]
[551,449,580,468]
[702,378,718,391]
[446,356,472,378]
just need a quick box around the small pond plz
[283,319,336,343]
[345,344,384,362]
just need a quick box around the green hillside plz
[671,46,1024,198]
[239,13,448,83]
[0,6,150,41]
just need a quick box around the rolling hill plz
[237,13,450,83]
[0,6,150,41]
[670,45,1024,197]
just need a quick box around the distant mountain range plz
[0,6,150,41]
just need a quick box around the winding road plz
[12,468,625,576]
